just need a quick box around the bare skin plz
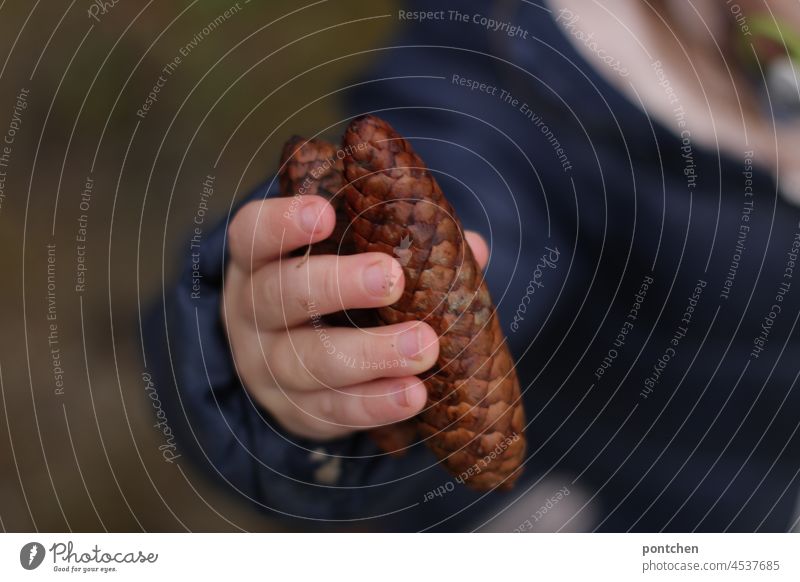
[221,194,489,440]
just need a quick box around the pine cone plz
[278,118,526,490]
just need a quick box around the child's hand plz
[221,194,489,441]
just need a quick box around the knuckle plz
[228,202,253,236]
[227,207,252,260]
[231,201,285,261]
[315,390,335,421]
[229,203,263,257]
[369,334,391,366]
[292,334,327,389]
[237,276,257,318]
[235,337,263,383]
[269,336,305,390]
[318,259,343,308]
[352,331,379,368]
[260,269,280,306]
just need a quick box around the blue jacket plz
[145,0,800,531]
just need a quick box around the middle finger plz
[249,252,404,330]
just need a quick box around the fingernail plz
[364,260,398,297]
[393,384,410,407]
[300,202,324,234]
[394,383,426,409]
[398,327,423,359]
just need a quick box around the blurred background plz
[0,0,395,531]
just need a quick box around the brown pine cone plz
[278,119,526,491]
[279,136,350,257]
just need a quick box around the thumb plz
[465,230,489,270]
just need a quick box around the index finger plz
[227,195,335,271]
